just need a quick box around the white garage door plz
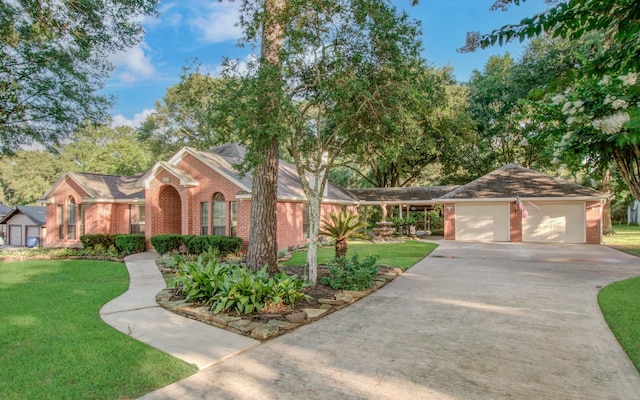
[9,225,22,246]
[523,202,585,243]
[455,203,510,242]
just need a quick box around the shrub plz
[321,254,380,291]
[182,235,242,256]
[210,267,308,314]
[150,234,183,255]
[174,255,234,305]
[80,234,116,249]
[319,210,367,258]
[174,255,309,315]
[115,234,146,256]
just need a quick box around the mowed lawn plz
[600,224,640,373]
[0,259,196,400]
[603,224,640,257]
[281,240,438,269]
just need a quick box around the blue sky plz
[106,0,549,127]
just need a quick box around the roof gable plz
[136,161,199,189]
[40,172,145,202]
[162,145,357,203]
[0,206,46,225]
[439,164,605,200]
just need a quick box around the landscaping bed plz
[156,263,403,341]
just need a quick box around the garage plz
[0,206,46,248]
[439,164,606,244]
[9,225,22,246]
[523,202,585,243]
[455,203,510,242]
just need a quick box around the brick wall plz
[443,203,455,240]
[510,202,522,242]
[144,157,249,249]
[585,201,602,244]
[44,178,87,248]
[43,178,133,248]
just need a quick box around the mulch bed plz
[164,264,392,323]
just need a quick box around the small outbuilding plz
[439,164,607,244]
[0,206,47,247]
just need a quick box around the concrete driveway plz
[142,242,640,400]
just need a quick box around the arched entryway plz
[156,186,182,234]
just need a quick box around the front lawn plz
[0,259,196,400]
[599,275,640,373]
[603,224,640,257]
[281,240,438,269]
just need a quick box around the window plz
[130,204,145,235]
[67,198,76,240]
[58,205,64,239]
[79,204,85,237]
[212,193,226,236]
[201,202,209,235]
[230,201,238,237]
[303,203,310,239]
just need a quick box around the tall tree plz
[0,0,158,154]
[138,72,231,161]
[64,124,153,175]
[459,0,640,201]
[278,0,425,283]
[221,0,426,282]
[0,151,74,205]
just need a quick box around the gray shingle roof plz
[439,164,605,199]
[196,145,358,203]
[67,172,145,200]
[0,206,46,225]
[0,203,11,215]
[350,186,460,203]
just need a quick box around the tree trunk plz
[246,137,279,274]
[601,168,613,235]
[245,0,284,274]
[612,145,640,202]
[335,238,347,258]
[305,193,322,284]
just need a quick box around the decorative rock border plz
[155,266,404,342]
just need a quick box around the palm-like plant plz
[319,210,367,258]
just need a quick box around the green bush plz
[174,255,234,305]
[210,267,309,315]
[182,235,242,256]
[174,255,309,314]
[80,234,116,249]
[150,234,183,255]
[115,234,146,256]
[150,234,242,256]
[321,254,380,291]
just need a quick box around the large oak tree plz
[0,0,158,154]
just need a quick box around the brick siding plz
[585,201,602,244]
[510,202,522,242]
[443,203,455,240]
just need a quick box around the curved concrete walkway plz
[99,252,259,370]
[140,242,640,400]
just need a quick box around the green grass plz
[281,240,438,269]
[599,275,640,373]
[603,224,640,257]
[0,259,196,400]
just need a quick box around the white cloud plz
[189,2,243,43]
[110,42,155,83]
[111,108,156,128]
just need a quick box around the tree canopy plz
[0,0,158,154]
